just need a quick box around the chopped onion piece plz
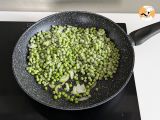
[65,83,70,92]
[69,70,74,79]
[91,81,97,89]
[49,84,55,89]
[72,86,77,94]
[55,85,61,93]
[78,96,91,101]
[72,84,86,94]
[76,84,86,93]
[28,44,37,48]
[60,74,69,83]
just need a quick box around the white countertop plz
[1,11,160,120]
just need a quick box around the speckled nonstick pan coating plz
[12,11,134,110]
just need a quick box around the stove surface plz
[0,22,141,120]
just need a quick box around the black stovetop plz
[0,22,141,120]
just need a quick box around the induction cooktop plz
[0,22,141,120]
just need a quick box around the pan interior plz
[12,11,134,110]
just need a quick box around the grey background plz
[0,0,159,13]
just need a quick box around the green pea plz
[54,95,58,100]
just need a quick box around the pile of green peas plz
[26,25,120,103]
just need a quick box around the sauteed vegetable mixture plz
[26,25,120,103]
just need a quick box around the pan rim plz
[12,11,135,110]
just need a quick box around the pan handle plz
[129,22,160,46]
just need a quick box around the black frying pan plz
[12,11,160,110]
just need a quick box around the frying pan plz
[12,11,160,110]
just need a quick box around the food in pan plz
[26,25,120,103]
